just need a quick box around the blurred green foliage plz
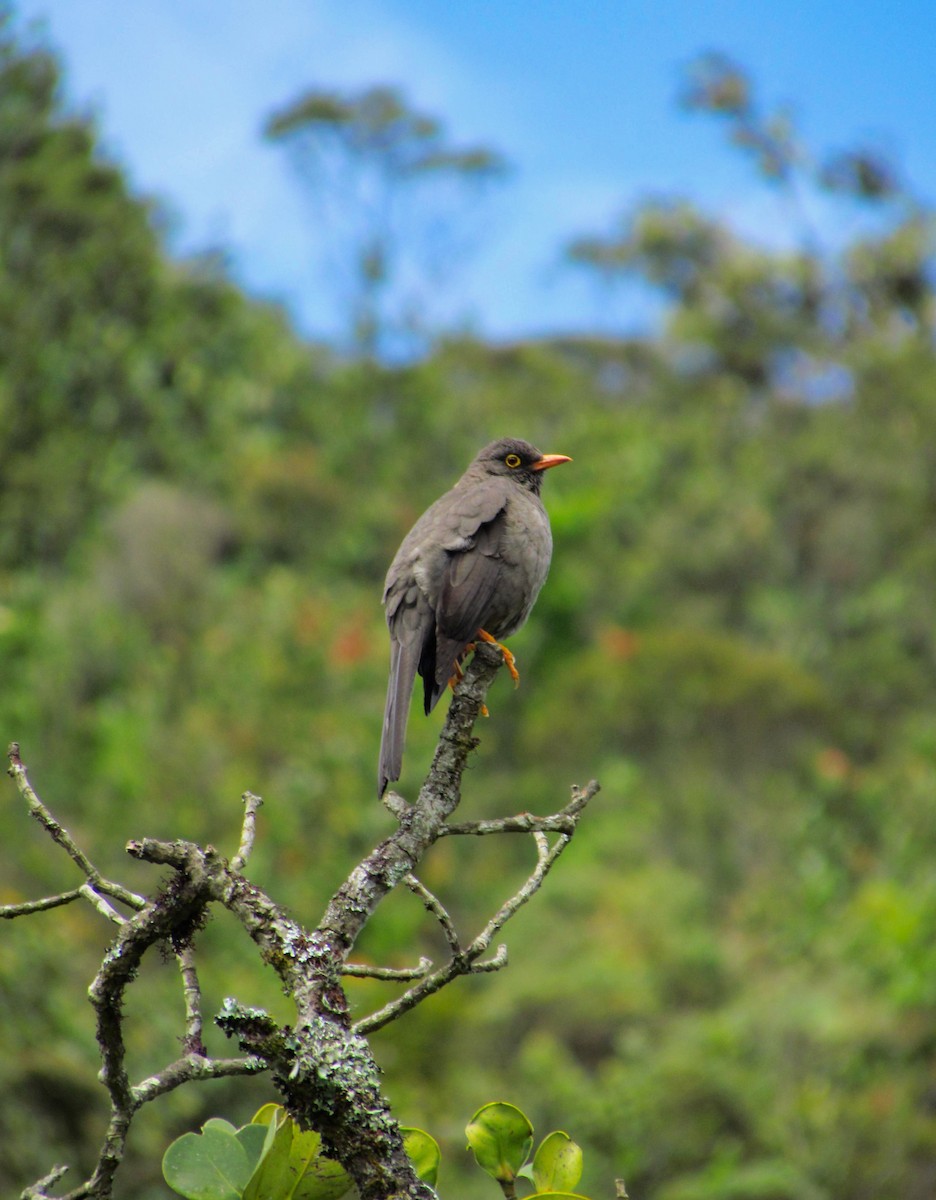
[2,17,936,1200]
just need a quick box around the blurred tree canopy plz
[264,82,508,358]
[2,15,936,1200]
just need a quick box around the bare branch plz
[355,781,601,1034]
[404,873,461,954]
[343,957,433,980]
[466,830,568,962]
[7,742,97,874]
[355,824,579,1036]
[20,1164,70,1199]
[468,944,509,972]
[6,742,146,913]
[177,946,205,1055]
[78,884,126,926]
[231,790,263,872]
[442,779,601,837]
[132,1053,266,1106]
[353,940,505,1036]
[1,888,83,918]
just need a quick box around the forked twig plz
[6,743,145,914]
[354,782,600,1036]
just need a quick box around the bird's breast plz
[483,494,553,638]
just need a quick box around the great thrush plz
[378,437,571,796]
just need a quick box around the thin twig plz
[231,791,263,872]
[132,1054,266,1105]
[6,742,146,913]
[20,1164,70,1199]
[342,957,433,980]
[177,946,205,1055]
[468,944,509,972]
[466,831,565,961]
[404,874,461,954]
[7,742,98,875]
[0,888,83,918]
[443,813,576,835]
[78,884,126,926]
[442,780,600,837]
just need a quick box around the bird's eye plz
[505,454,522,468]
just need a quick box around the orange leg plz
[476,629,521,687]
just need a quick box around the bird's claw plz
[476,629,521,687]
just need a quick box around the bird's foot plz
[476,629,521,687]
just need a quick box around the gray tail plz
[378,638,420,797]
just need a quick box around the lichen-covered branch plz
[8,645,599,1200]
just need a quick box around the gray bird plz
[378,437,571,796]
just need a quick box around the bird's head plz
[475,438,572,493]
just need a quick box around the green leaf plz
[236,1123,271,1176]
[466,1102,534,1183]
[401,1127,441,1187]
[204,1119,239,1136]
[163,1122,254,1200]
[242,1108,291,1200]
[242,1106,353,1200]
[532,1132,583,1194]
[251,1103,285,1127]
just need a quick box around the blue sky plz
[14,0,936,344]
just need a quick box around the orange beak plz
[532,453,572,471]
